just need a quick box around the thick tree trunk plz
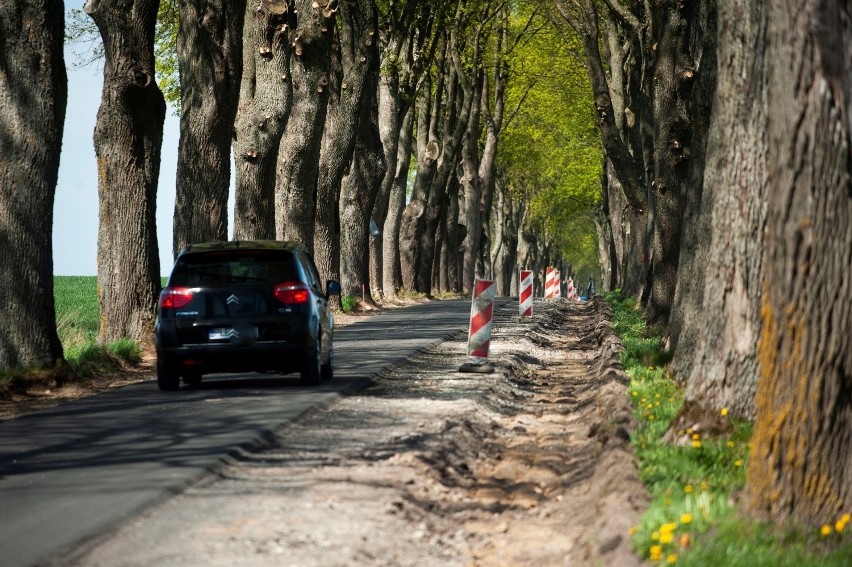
[746,0,852,525]
[86,0,165,344]
[400,81,440,292]
[275,0,335,248]
[314,0,376,287]
[382,106,414,297]
[460,74,483,294]
[0,1,67,371]
[173,0,245,256]
[339,2,385,300]
[232,1,292,240]
[670,0,764,419]
[644,0,714,331]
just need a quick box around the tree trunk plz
[314,0,377,287]
[339,2,385,300]
[274,0,335,248]
[0,0,67,371]
[232,0,292,240]
[382,106,415,297]
[746,0,852,525]
[460,73,483,294]
[86,0,166,344]
[669,0,764,419]
[173,0,245,256]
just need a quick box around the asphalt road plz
[0,299,495,567]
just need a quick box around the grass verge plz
[605,291,852,566]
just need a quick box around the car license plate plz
[209,327,234,340]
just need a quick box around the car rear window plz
[169,250,299,286]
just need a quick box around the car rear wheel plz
[157,360,180,391]
[300,341,322,386]
[321,344,333,381]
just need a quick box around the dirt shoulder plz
[63,298,648,567]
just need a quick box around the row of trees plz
[555,0,851,528]
[1,1,600,368]
[4,0,849,535]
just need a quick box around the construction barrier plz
[554,270,561,298]
[519,270,533,318]
[467,279,496,360]
[545,267,559,299]
[566,277,580,300]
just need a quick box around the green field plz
[54,276,101,347]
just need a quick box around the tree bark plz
[338,47,385,299]
[274,0,335,248]
[86,0,166,344]
[669,0,764,419]
[232,0,292,240]
[0,0,67,371]
[382,106,415,297]
[314,0,376,287]
[173,0,245,256]
[746,0,852,525]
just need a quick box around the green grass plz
[604,290,852,565]
[54,276,141,375]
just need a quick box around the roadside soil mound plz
[68,298,649,567]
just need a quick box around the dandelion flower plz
[632,391,639,397]
[686,428,693,435]
[681,513,693,524]
[735,460,743,467]
[841,513,851,523]
[721,408,728,416]
[650,545,662,561]
[652,531,660,541]
[684,485,694,494]
[700,481,710,491]
[660,532,674,544]
[649,415,655,420]
[629,526,638,535]
[727,441,735,448]
[691,433,700,440]
[647,403,654,409]
[667,554,678,564]
[821,524,832,536]
[660,522,677,534]
[693,440,702,448]
[835,519,846,533]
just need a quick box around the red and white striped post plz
[466,279,496,360]
[545,267,558,299]
[554,270,562,298]
[566,277,576,300]
[519,270,533,318]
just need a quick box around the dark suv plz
[154,241,340,391]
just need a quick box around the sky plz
[54,11,232,277]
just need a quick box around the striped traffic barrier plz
[566,277,576,300]
[519,269,533,318]
[466,278,495,360]
[554,270,562,298]
[545,267,558,299]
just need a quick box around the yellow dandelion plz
[647,403,654,409]
[735,460,743,467]
[684,485,694,494]
[721,408,728,416]
[656,401,661,406]
[700,481,710,491]
[660,522,678,534]
[632,391,639,397]
[629,526,638,535]
[841,513,851,523]
[667,554,678,564]
[835,519,846,533]
[660,532,674,544]
[652,531,660,541]
[686,428,693,435]
[821,524,832,536]
[681,513,693,524]
[641,397,647,403]
[649,415,655,420]
[691,433,700,440]
[693,440,702,448]
[650,545,662,561]
[655,393,661,399]
[727,441,735,448]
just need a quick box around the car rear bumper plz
[156,339,314,375]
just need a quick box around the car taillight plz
[160,287,193,309]
[274,282,310,304]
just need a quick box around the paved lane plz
[0,299,495,567]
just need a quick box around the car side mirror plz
[326,280,341,297]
